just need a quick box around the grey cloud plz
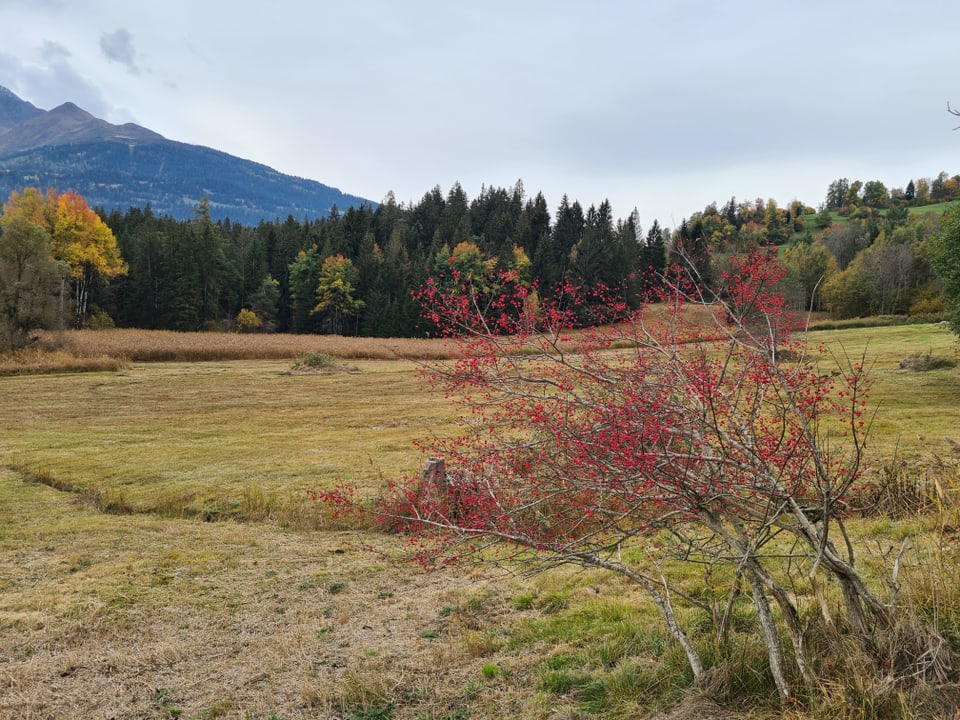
[0,50,130,122]
[99,28,138,74]
[40,40,71,64]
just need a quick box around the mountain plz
[0,86,374,225]
[0,85,44,132]
[0,101,165,153]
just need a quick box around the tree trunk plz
[745,568,792,705]
[583,556,705,681]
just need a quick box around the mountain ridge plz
[0,86,374,224]
[0,85,44,132]
[0,101,167,154]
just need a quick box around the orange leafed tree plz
[2,188,127,327]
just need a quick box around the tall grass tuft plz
[900,459,960,654]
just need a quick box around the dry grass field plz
[0,358,456,517]
[807,322,960,463]
[1,325,959,719]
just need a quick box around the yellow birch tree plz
[2,188,127,327]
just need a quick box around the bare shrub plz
[900,352,958,372]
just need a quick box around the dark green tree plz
[191,199,233,327]
[640,219,667,291]
[516,192,551,259]
[409,186,445,256]
[249,275,280,332]
[670,218,711,287]
[164,222,204,330]
[721,196,740,227]
[288,245,323,333]
[930,203,960,334]
[359,225,418,337]
[545,195,584,288]
[571,201,618,287]
[110,212,166,328]
[439,183,470,247]
[469,184,522,266]
[825,178,850,210]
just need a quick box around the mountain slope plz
[0,101,165,154]
[0,86,44,132]
[0,87,374,224]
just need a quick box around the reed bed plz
[47,303,724,364]
[57,328,458,362]
[0,347,130,376]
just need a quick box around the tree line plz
[100,181,668,337]
[659,171,960,322]
[2,169,960,350]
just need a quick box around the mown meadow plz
[1,324,959,719]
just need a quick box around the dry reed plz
[54,328,457,362]
[0,347,130,376]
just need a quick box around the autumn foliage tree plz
[322,249,955,706]
[52,191,127,326]
[313,254,364,335]
[1,188,126,327]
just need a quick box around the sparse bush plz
[297,351,337,369]
[84,308,116,329]
[909,295,944,316]
[900,352,957,372]
[292,351,360,374]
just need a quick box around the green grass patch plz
[804,323,960,461]
[514,597,707,713]
[906,201,955,216]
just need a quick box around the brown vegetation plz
[0,346,130,376]
[58,328,458,362]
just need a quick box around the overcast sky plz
[0,0,958,228]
